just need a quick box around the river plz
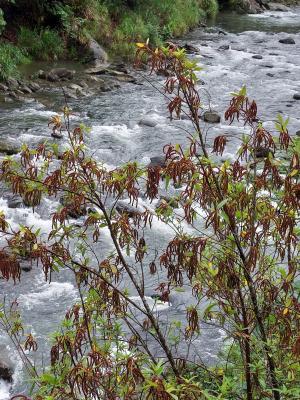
[0,7,300,399]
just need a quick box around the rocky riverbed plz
[0,6,300,399]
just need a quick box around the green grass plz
[18,27,64,61]
[0,43,29,81]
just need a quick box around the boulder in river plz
[235,0,263,14]
[296,131,300,137]
[0,360,13,382]
[0,139,19,155]
[252,54,263,59]
[202,111,221,124]
[139,116,159,127]
[293,93,300,100]
[279,37,295,45]
[267,2,290,12]
[85,38,108,68]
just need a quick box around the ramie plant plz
[0,43,299,400]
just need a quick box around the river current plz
[0,8,300,399]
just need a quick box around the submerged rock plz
[252,54,263,59]
[218,44,230,51]
[293,93,300,100]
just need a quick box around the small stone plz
[0,360,13,382]
[293,93,300,100]
[296,131,300,137]
[37,70,47,79]
[51,132,63,139]
[279,37,295,45]
[202,111,221,124]
[254,147,274,158]
[28,82,40,92]
[183,43,200,54]
[252,54,263,59]
[218,44,230,51]
[20,85,32,94]
[20,261,32,272]
[267,73,274,77]
[0,83,8,91]
[6,78,19,89]
[147,156,166,168]
[7,194,23,208]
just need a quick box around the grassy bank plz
[0,0,218,81]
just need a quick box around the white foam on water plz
[92,124,137,139]
[0,381,10,400]
[18,281,76,309]
[129,296,171,311]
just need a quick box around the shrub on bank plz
[0,43,29,81]
[18,28,64,61]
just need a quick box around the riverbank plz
[0,0,219,82]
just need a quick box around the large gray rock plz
[267,2,290,11]
[235,0,263,14]
[0,139,20,155]
[86,39,108,68]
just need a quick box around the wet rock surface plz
[0,360,13,382]
[202,111,221,123]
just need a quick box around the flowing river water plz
[0,8,300,399]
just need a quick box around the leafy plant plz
[0,43,29,81]
[18,27,64,61]
[1,43,300,400]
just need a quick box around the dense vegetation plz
[0,44,300,399]
[0,0,218,80]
